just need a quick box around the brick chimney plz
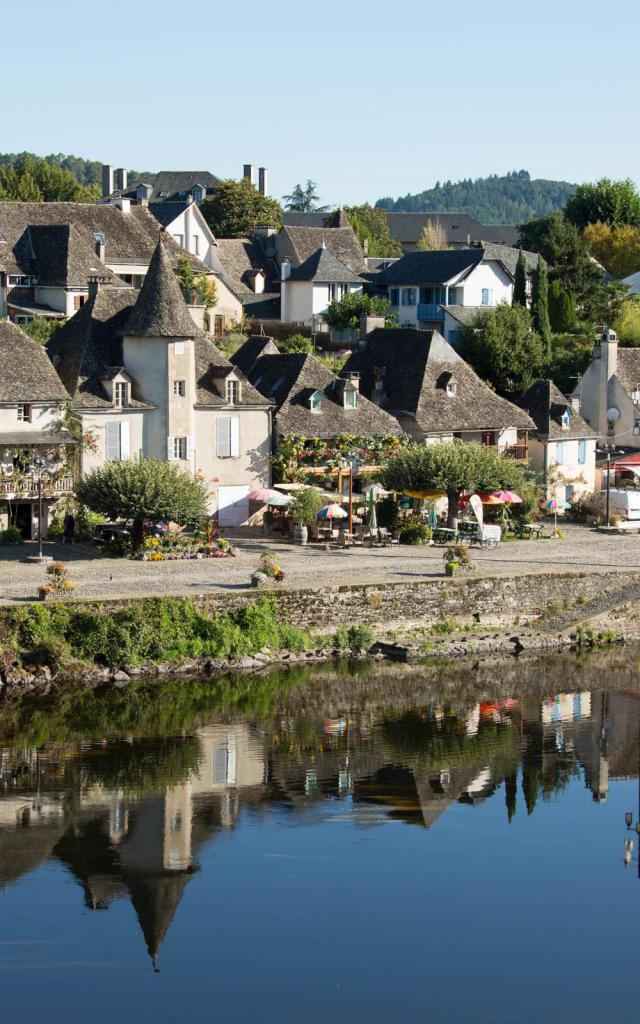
[258,167,269,196]
[114,167,128,192]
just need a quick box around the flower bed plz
[135,535,229,562]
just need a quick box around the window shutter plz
[105,421,120,461]
[230,417,240,458]
[578,440,586,464]
[186,436,193,460]
[216,417,231,457]
[120,421,130,460]
[167,435,175,460]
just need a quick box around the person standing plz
[62,511,75,544]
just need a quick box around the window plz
[226,379,240,404]
[446,381,457,396]
[448,287,462,304]
[193,235,200,255]
[8,275,33,287]
[105,421,130,460]
[402,288,416,306]
[173,233,184,247]
[482,431,496,447]
[171,811,182,833]
[114,381,128,407]
[578,439,587,464]
[389,288,399,307]
[343,389,357,409]
[169,436,188,460]
[174,341,185,355]
[216,417,239,457]
[310,393,323,414]
[17,403,31,422]
[561,408,571,429]
[173,380,186,397]
[556,441,565,464]
[481,288,493,305]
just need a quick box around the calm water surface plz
[1,653,640,1024]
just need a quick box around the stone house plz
[47,235,272,526]
[572,327,640,450]
[518,379,597,503]
[0,321,74,538]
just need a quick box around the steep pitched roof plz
[289,245,363,283]
[375,249,485,286]
[246,352,402,438]
[121,235,200,338]
[27,223,125,289]
[385,212,519,248]
[343,328,534,434]
[117,171,221,204]
[479,241,539,276]
[279,224,367,274]
[0,320,69,403]
[213,237,276,298]
[518,380,596,440]
[230,334,280,376]
[148,200,192,229]
[444,305,486,326]
[616,349,640,398]
[193,336,270,408]
[127,871,192,964]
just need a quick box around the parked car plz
[93,520,169,544]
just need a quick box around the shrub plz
[289,487,325,525]
[0,526,23,546]
[347,625,374,652]
[398,516,431,545]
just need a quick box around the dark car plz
[92,520,169,545]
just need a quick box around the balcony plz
[417,303,444,322]
[0,475,74,497]
[500,444,529,461]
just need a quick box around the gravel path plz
[0,524,639,604]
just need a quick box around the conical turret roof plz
[127,870,192,967]
[121,232,198,338]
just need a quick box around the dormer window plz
[561,408,571,429]
[343,388,357,409]
[114,382,128,407]
[632,384,640,405]
[310,391,323,414]
[446,381,457,396]
[226,379,240,404]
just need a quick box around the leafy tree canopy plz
[458,303,545,395]
[582,221,640,279]
[0,154,100,202]
[344,203,402,257]
[519,212,601,303]
[0,152,151,189]
[383,441,531,527]
[376,170,575,222]
[200,178,282,237]
[547,332,593,394]
[565,177,640,230]
[615,299,640,347]
[21,316,63,346]
[416,219,452,251]
[282,180,328,212]
[278,333,314,354]
[174,254,217,311]
[76,458,208,548]
[322,292,395,332]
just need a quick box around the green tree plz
[383,441,530,528]
[200,178,282,237]
[531,258,551,358]
[548,281,576,332]
[344,203,403,257]
[416,219,451,251]
[518,212,601,303]
[282,180,328,212]
[615,299,640,347]
[0,154,100,202]
[278,333,314,354]
[583,221,640,279]
[76,458,208,549]
[547,333,593,394]
[174,254,217,311]
[565,177,640,230]
[322,292,395,332]
[288,487,325,525]
[513,249,527,307]
[21,317,63,346]
[458,303,545,394]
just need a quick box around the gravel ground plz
[0,523,639,604]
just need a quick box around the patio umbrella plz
[317,503,348,520]
[266,492,291,507]
[248,488,288,503]
[403,488,446,499]
[492,490,522,504]
[540,497,571,534]
[428,504,438,527]
[368,491,378,530]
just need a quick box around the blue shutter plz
[556,442,565,464]
[578,439,586,464]
[105,421,120,461]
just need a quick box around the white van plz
[595,489,640,520]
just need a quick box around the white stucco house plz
[518,379,597,503]
[47,235,273,526]
[280,244,363,326]
[572,327,640,450]
[148,197,217,267]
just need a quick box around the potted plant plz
[288,487,324,545]
[262,508,276,537]
[442,544,473,577]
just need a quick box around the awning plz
[0,431,75,446]
[7,302,65,319]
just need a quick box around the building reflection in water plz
[1,687,639,967]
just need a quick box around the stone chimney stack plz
[358,314,386,349]
[600,326,618,434]
[258,167,269,197]
[94,235,106,263]
[243,164,255,186]
[115,167,128,192]
[102,164,114,197]
[280,259,291,282]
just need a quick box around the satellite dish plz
[607,406,620,422]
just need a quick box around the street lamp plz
[23,456,52,564]
[340,450,360,534]
[596,443,622,528]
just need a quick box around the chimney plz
[258,167,269,196]
[252,270,265,295]
[243,164,255,186]
[363,237,369,257]
[102,164,114,197]
[87,276,101,299]
[114,167,128,192]
[281,258,291,282]
[341,371,360,392]
[94,235,106,262]
[600,326,618,434]
[358,314,385,349]
[136,183,152,206]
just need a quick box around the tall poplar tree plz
[531,258,551,358]
[512,249,527,307]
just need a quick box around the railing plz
[417,303,444,322]
[0,475,74,496]
[500,444,529,461]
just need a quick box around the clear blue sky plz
[4,0,639,206]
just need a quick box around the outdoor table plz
[432,526,457,544]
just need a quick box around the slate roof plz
[289,245,364,283]
[114,171,221,204]
[444,305,486,325]
[0,201,208,281]
[230,335,280,376]
[193,337,270,409]
[385,212,519,248]
[615,349,640,398]
[0,320,69,403]
[478,241,539,276]
[343,328,534,435]
[148,200,192,229]
[245,352,402,438]
[281,209,349,229]
[279,224,367,274]
[375,249,485,286]
[121,234,202,338]
[26,223,125,289]
[213,237,273,296]
[518,379,596,440]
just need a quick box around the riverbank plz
[1,567,640,700]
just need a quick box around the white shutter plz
[186,436,193,460]
[167,435,175,460]
[230,417,240,458]
[216,417,231,457]
[120,421,130,459]
[105,421,120,461]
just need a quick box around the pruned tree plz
[76,458,208,549]
[531,258,551,358]
[417,219,450,251]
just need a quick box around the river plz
[1,651,639,1023]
